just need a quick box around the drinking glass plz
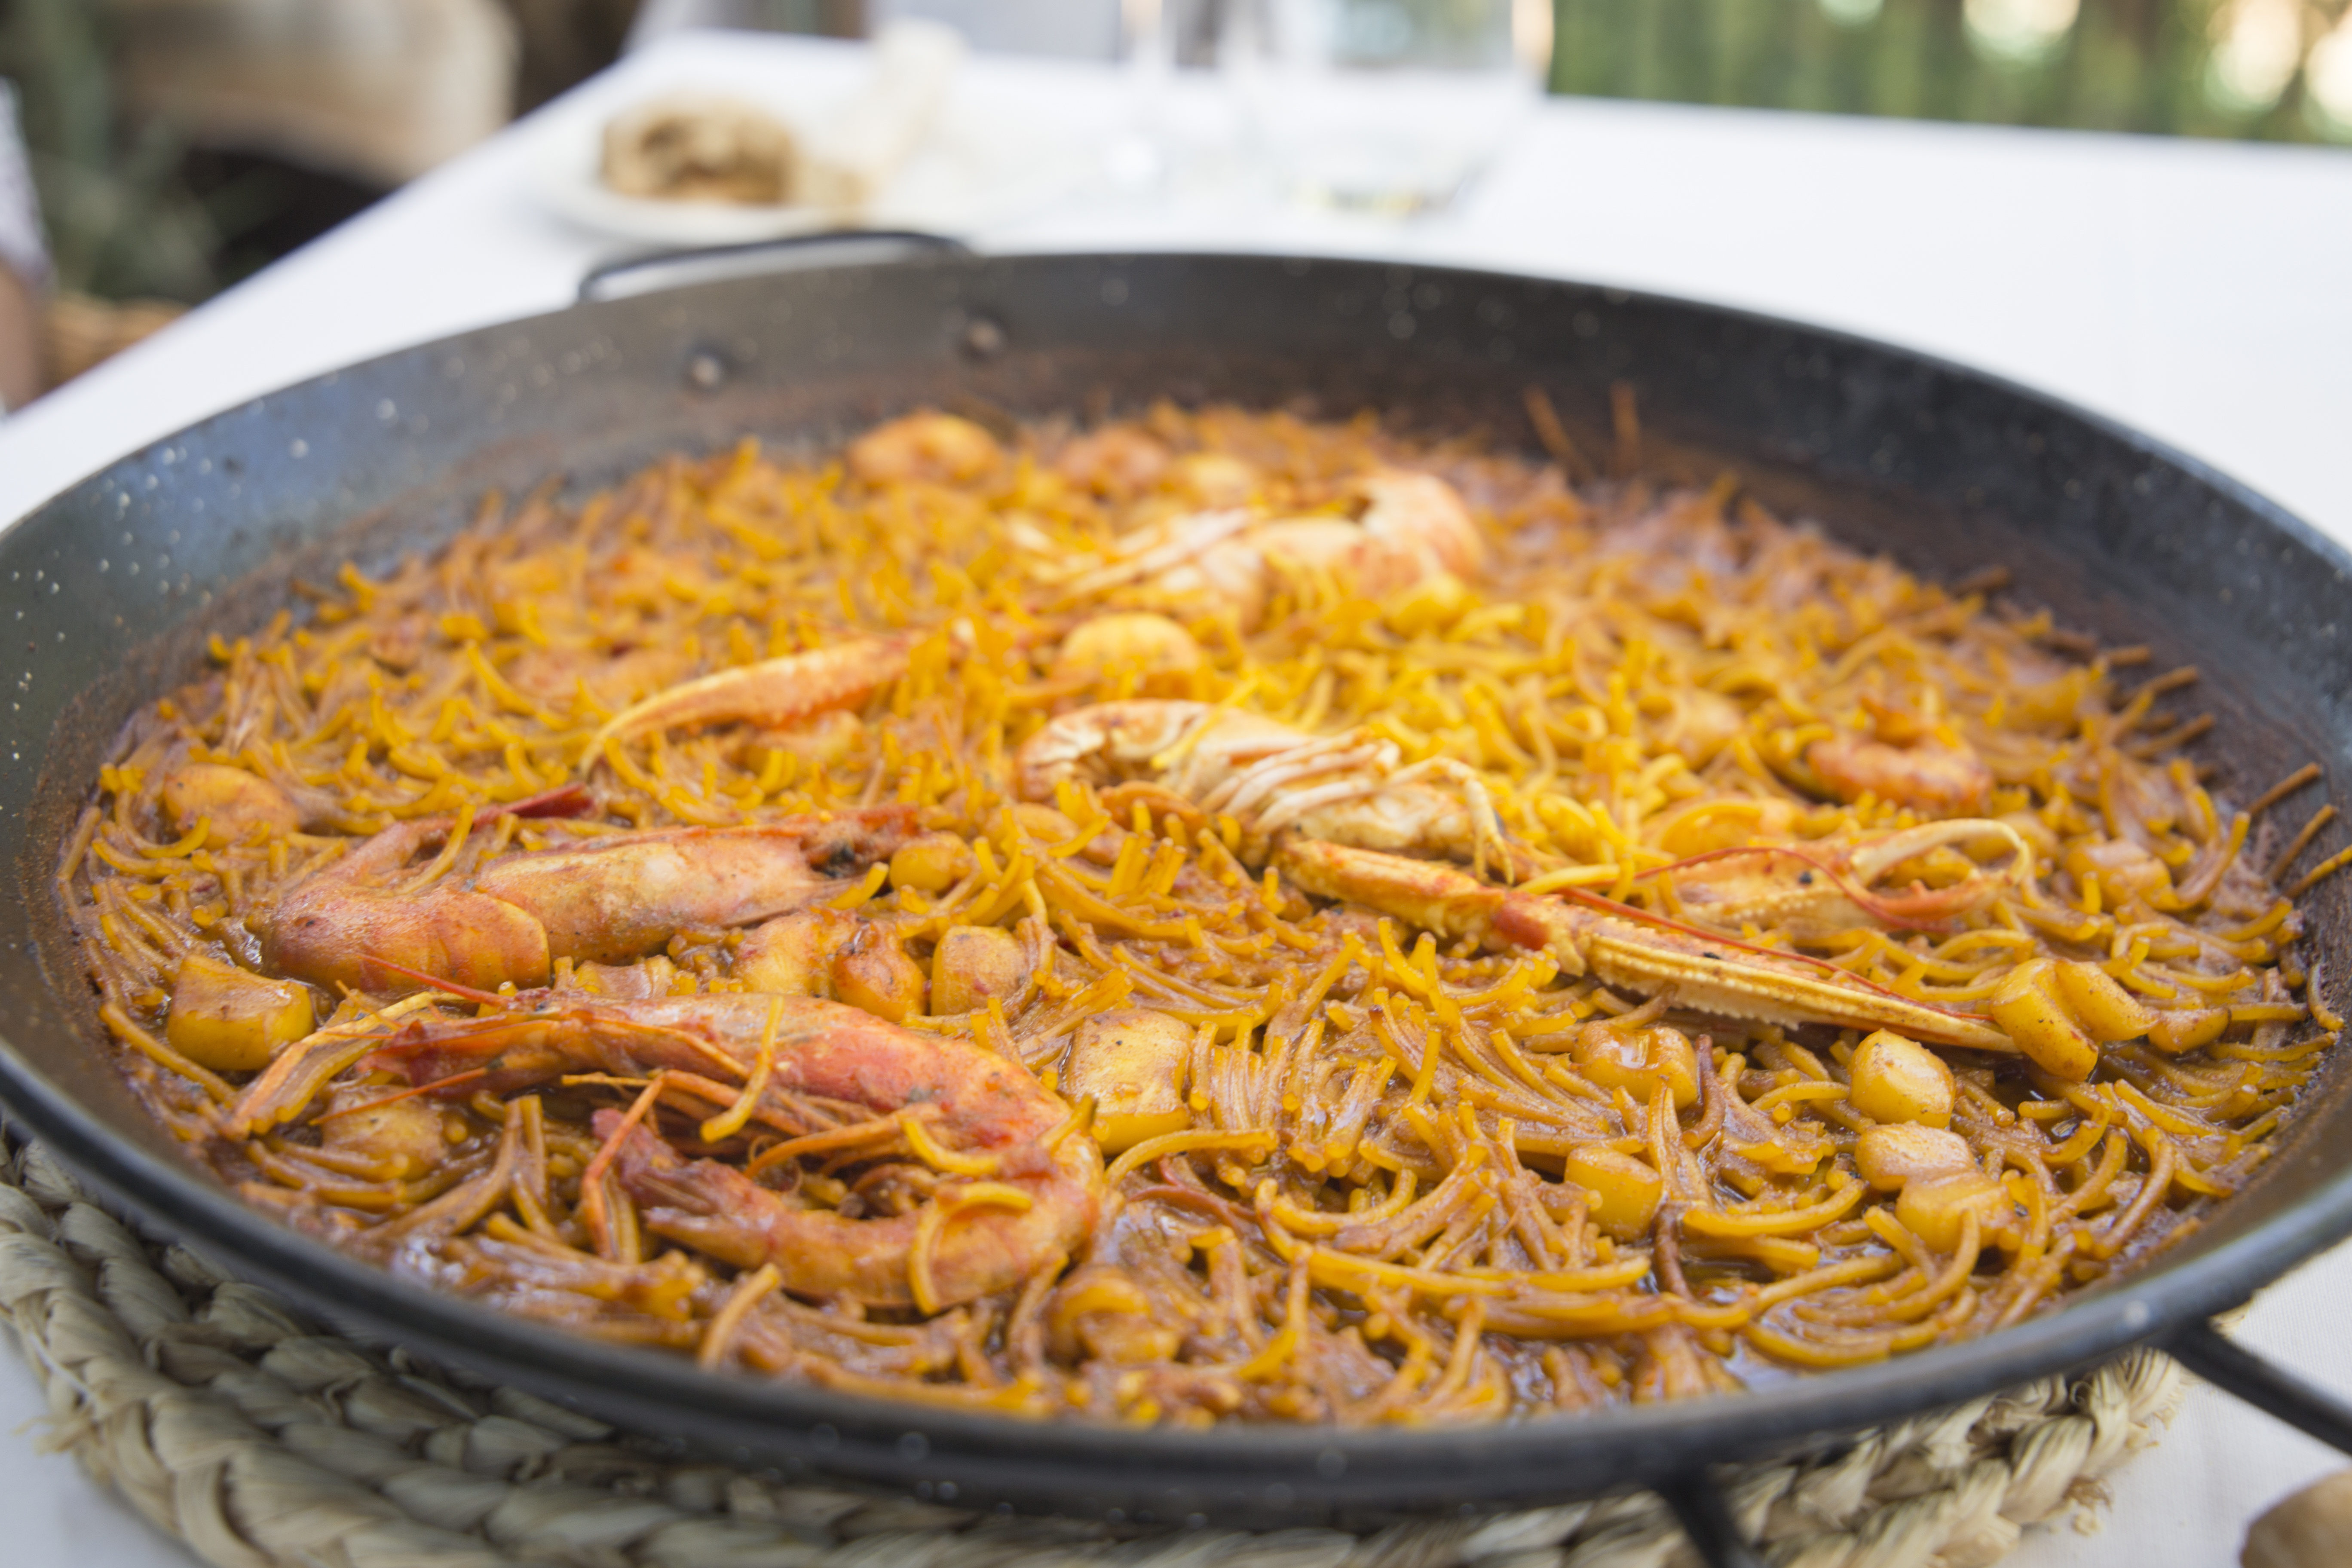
[1232,0,1550,214]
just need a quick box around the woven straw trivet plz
[0,1132,2183,1568]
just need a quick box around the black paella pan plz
[5,250,2352,1565]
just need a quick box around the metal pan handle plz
[578,230,972,303]
[1661,1317,2352,1568]
[1663,1474,1768,1568]
[2169,1318,2352,1454]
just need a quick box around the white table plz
[6,31,2352,1568]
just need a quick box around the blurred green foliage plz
[0,0,295,300]
[1550,0,2352,144]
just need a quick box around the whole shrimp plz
[263,804,916,995]
[368,990,1102,1308]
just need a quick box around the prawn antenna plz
[362,954,513,1008]
[312,1067,491,1118]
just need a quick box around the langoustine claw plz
[1653,818,2037,938]
[1275,838,2017,1052]
[371,991,1103,1309]
[263,803,916,994]
[584,634,912,766]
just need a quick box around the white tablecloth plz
[6,32,2352,1567]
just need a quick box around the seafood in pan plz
[64,404,2340,1424]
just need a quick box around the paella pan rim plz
[2,248,2348,1517]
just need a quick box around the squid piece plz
[1060,1008,1193,1153]
[165,952,313,1072]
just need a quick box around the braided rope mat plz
[0,1136,2183,1568]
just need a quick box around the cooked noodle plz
[62,402,2337,1425]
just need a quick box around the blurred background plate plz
[525,74,1093,243]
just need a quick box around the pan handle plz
[578,230,972,303]
[1654,1315,2352,1568]
[2169,1318,2352,1455]
[1661,1473,1768,1568]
